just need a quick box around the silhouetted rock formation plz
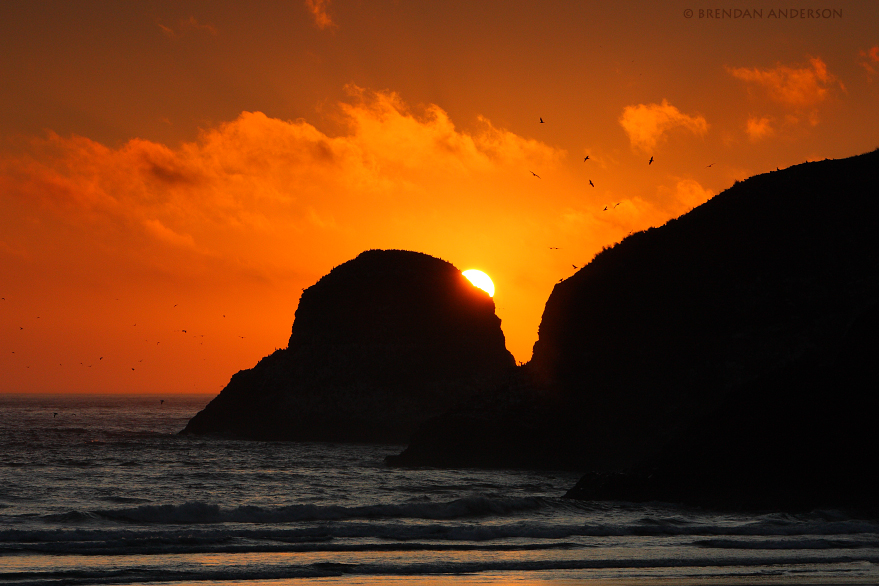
[391,149,879,509]
[181,249,515,442]
[564,298,879,511]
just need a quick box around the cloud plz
[619,100,708,153]
[0,87,566,277]
[669,179,714,210]
[745,115,775,142]
[157,16,218,38]
[859,46,879,77]
[726,57,839,107]
[305,0,336,30]
[142,219,198,250]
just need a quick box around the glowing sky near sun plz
[1,1,877,394]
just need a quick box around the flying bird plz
[53,413,57,418]
[648,156,654,165]
[572,264,578,269]
[530,171,541,178]
[603,206,608,211]
[589,180,594,187]
[706,163,714,167]
[614,202,620,208]
[160,399,164,405]
[539,117,544,123]
[583,156,590,161]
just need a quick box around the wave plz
[694,537,879,550]
[72,496,547,525]
[6,511,879,558]
[6,553,879,586]
[97,496,153,505]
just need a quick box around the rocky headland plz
[390,149,879,510]
[181,249,515,442]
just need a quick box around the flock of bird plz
[535,116,660,282]
[531,116,656,203]
[6,297,245,392]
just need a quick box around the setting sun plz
[462,269,495,297]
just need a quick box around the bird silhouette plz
[160,399,164,405]
[614,202,620,208]
[706,163,714,167]
[53,413,57,418]
[530,171,541,178]
[572,264,578,269]
[589,180,594,187]
[603,206,608,211]
[584,156,590,161]
[539,117,544,123]
[648,156,654,165]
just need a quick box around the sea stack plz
[181,249,515,442]
[391,149,879,510]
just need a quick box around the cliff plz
[390,149,879,509]
[181,249,515,442]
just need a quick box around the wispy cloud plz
[726,57,839,107]
[858,46,879,78]
[745,115,775,142]
[619,99,708,153]
[157,16,218,39]
[305,0,336,30]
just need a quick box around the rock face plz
[181,249,515,442]
[391,149,879,509]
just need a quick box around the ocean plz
[1,394,878,586]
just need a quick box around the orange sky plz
[2,1,878,394]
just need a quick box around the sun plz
[462,269,495,297]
